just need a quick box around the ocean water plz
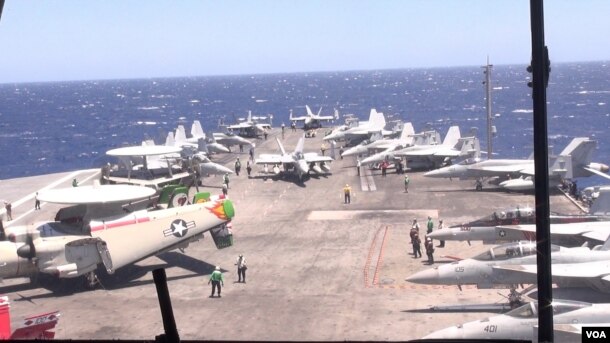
[1,61,609,188]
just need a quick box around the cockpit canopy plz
[506,300,591,318]
[473,241,559,261]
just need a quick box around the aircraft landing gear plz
[84,271,100,289]
[475,179,483,191]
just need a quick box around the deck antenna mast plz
[482,57,494,159]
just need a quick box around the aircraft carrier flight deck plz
[0,127,583,341]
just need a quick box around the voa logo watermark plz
[583,326,610,342]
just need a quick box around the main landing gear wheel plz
[84,271,99,289]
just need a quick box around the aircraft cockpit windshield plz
[552,300,592,315]
[473,241,550,261]
[506,302,538,318]
[459,157,481,166]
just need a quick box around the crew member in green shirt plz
[208,266,224,298]
[427,216,434,234]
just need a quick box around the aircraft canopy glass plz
[506,302,537,318]
[457,157,482,166]
[473,242,559,261]
[552,300,592,315]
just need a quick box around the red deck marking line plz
[372,225,390,286]
[91,217,150,232]
[363,225,383,288]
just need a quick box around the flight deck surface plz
[0,128,582,340]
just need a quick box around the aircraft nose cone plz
[424,168,445,178]
[427,229,451,240]
[405,268,439,284]
[422,326,463,340]
[602,163,610,173]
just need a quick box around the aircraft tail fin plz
[369,109,386,130]
[276,137,287,156]
[0,296,60,340]
[400,122,415,141]
[191,120,205,139]
[369,131,383,142]
[457,137,480,157]
[442,126,461,146]
[294,134,305,154]
[165,132,176,147]
[10,311,60,340]
[289,109,294,121]
[247,110,252,123]
[197,138,209,154]
[551,137,596,178]
[175,125,188,143]
[334,108,339,120]
[306,105,314,117]
[598,233,610,251]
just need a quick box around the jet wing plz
[496,221,610,244]
[303,153,333,163]
[227,123,250,130]
[94,199,234,272]
[255,154,294,165]
[584,166,610,180]
[290,115,307,122]
[469,165,532,175]
[495,262,610,289]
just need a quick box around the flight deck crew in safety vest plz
[343,184,352,204]
[404,175,410,193]
[208,266,224,297]
[72,178,78,187]
[426,216,434,234]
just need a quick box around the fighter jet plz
[341,123,416,158]
[226,111,271,137]
[289,105,338,129]
[323,108,388,142]
[406,239,610,290]
[212,132,254,151]
[423,299,610,341]
[255,134,332,181]
[0,182,235,288]
[427,206,609,245]
[361,126,480,169]
[171,121,230,154]
[424,137,610,191]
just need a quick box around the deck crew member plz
[235,254,247,283]
[343,184,352,204]
[234,158,241,176]
[437,219,445,248]
[208,266,224,298]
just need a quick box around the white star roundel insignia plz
[499,229,506,238]
[170,219,188,238]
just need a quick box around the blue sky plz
[1,1,609,83]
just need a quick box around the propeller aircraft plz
[0,182,235,289]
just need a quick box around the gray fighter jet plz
[424,137,610,191]
[423,299,610,341]
[427,206,608,246]
[406,239,610,291]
